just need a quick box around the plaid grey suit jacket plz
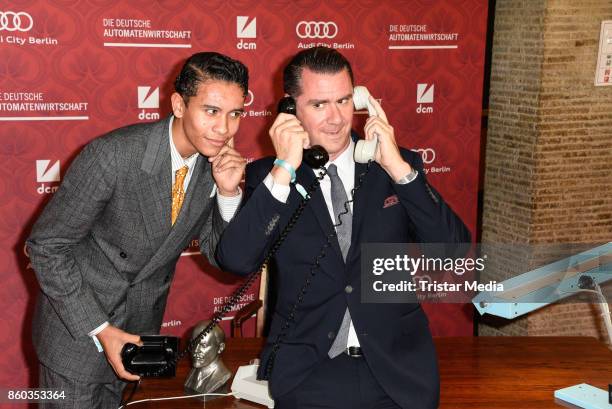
[26,116,227,382]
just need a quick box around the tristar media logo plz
[36,160,60,194]
[137,86,160,121]
[236,16,256,50]
[416,83,434,114]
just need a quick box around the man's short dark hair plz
[175,52,249,102]
[283,47,354,97]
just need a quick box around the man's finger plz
[270,113,298,134]
[110,356,140,381]
[368,95,388,123]
[119,368,140,382]
[216,150,242,160]
[213,148,241,166]
[364,118,390,140]
[209,144,231,162]
[216,157,247,172]
[300,131,310,149]
[216,155,246,166]
[364,121,380,141]
[274,120,303,137]
[130,335,143,347]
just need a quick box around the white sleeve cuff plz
[264,173,290,203]
[89,321,109,337]
[217,187,243,222]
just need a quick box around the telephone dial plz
[120,86,380,408]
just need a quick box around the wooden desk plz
[123,337,611,408]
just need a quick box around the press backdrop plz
[0,0,488,396]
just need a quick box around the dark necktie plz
[326,164,353,358]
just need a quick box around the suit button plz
[345,285,353,294]
[109,311,115,317]
[120,252,127,259]
[164,275,170,283]
[129,283,135,288]
[328,331,335,339]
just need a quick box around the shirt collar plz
[330,138,355,171]
[169,116,199,171]
[314,138,355,177]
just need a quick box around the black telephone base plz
[121,335,179,378]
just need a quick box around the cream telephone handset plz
[352,85,379,164]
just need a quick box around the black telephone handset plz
[277,96,329,169]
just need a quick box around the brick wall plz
[480,0,612,341]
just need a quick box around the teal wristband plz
[273,158,296,182]
[273,158,308,199]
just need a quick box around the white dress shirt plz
[264,139,360,349]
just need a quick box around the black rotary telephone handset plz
[120,87,378,407]
[277,96,329,169]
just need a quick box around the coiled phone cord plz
[147,164,335,376]
[127,160,372,404]
[262,161,372,380]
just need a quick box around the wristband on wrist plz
[273,158,308,198]
[273,158,296,182]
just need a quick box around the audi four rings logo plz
[0,11,33,32]
[296,21,338,39]
[412,148,436,164]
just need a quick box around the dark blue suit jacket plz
[217,136,470,408]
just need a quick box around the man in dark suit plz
[27,52,249,408]
[217,47,470,409]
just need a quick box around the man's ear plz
[171,92,186,118]
[218,342,225,354]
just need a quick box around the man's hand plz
[209,138,247,196]
[268,113,310,165]
[97,325,142,381]
[269,113,309,185]
[363,96,413,182]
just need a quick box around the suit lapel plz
[347,160,375,266]
[133,118,214,285]
[136,118,172,251]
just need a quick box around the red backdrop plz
[0,0,488,397]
